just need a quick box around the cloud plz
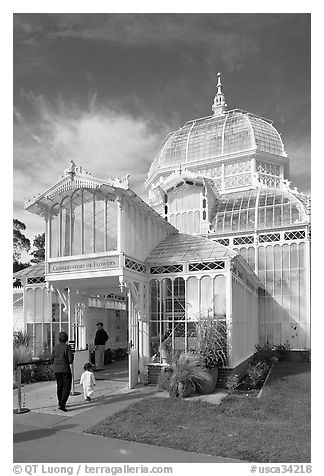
[284,135,311,194]
[13,13,269,73]
[13,91,165,237]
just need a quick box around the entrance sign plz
[49,255,119,274]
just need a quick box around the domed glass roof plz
[210,188,307,233]
[148,109,285,180]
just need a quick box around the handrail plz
[16,359,52,367]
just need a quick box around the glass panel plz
[61,197,71,256]
[182,213,188,233]
[232,211,239,231]
[273,244,282,270]
[174,277,185,319]
[265,206,274,227]
[266,245,273,269]
[298,242,306,269]
[258,246,266,271]
[200,275,213,316]
[193,210,200,234]
[106,200,118,251]
[247,247,255,270]
[290,243,298,268]
[50,204,60,258]
[161,278,172,320]
[187,276,198,319]
[282,244,289,269]
[71,191,82,255]
[273,205,281,226]
[239,248,247,260]
[150,279,160,320]
[188,211,194,234]
[83,190,94,254]
[149,321,161,360]
[213,275,226,317]
[94,192,105,253]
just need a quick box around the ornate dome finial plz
[212,72,227,115]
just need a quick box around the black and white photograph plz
[11,6,313,473]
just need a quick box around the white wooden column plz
[226,264,233,368]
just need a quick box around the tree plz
[30,233,45,263]
[13,219,30,263]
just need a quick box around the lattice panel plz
[150,264,183,274]
[197,165,222,178]
[284,230,306,241]
[258,175,280,188]
[256,161,280,176]
[125,258,146,274]
[27,276,46,285]
[224,174,251,189]
[233,235,254,245]
[214,238,230,246]
[213,178,223,190]
[188,261,225,272]
[259,233,280,243]
[224,160,251,176]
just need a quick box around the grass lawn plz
[86,361,311,463]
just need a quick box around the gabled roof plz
[13,263,45,279]
[146,233,236,264]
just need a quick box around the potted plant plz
[169,352,211,398]
[13,331,33,388]
[191,313,227,394]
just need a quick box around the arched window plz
[50,204,60,258]
[213,275,226,317]
[200,275,213,316]
[71,190,82,256]
[83,190,94,254]
[61,197,71,256]
[49,189,118,258]
[187,276,198,319]
[94,191,106,253]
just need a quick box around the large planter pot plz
[195,367,219,394]
[169,379,195,398]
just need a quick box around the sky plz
[13,12,311,246]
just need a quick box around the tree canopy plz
[30,233,45,263]
[13,219,30,263]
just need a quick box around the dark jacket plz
[95,328,109,346]
[52,342,74,373]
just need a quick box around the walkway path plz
[13,361,240,463]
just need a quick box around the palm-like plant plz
[169,352,211,397]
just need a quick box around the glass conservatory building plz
[145,73,310,352]
[14,74,310,387]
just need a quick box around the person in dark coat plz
[51,331,74,412]
[94,322,108,371]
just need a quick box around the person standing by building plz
[94,322,108,371]
[51,331,74,412]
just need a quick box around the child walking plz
[80,363,96,402]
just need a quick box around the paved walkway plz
[13,361,240,463]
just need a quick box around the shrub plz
[254,342,290,365]
[226,374,240,394]
[247,362,270,388]
[275,343,290,361]
[157,367,173,391]
[104,348,113,364]
[13,330,30,347]
[31,350,55,381]
[13,344,33,370]
[32,362,55,382]
[112,348,128,360]
[169,352,211,398]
